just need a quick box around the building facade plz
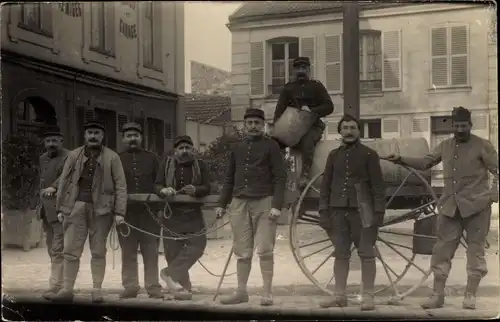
[228,2,497,183]
[1,2,185,157]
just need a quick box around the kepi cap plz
[452,106,471,122]
[174,135,193,148]
[84,119,106,132]
[121,122,142,134]
[244,108,265,121]
[292,57,311,67]
[41,126,63,138]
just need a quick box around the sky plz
[184,1,242,92]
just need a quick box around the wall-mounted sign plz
[119,2,137,40]
[58,2,82,17]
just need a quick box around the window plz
[270,39,299,95]
[360,119,382,139]
[19,3,53,36]
[359,31,382,92]
[431,116,453,182]
[431,25,469,87]
[94,108,117,150]
[143,2,162,71]
[90,3,115,56]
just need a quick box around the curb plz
[4,284,499,298]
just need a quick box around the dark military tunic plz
[218,136,286,210]
[39,149,69,222]
[118,148,162,294]
[273,79,334,176]
[319,141,385,260]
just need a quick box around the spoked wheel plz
[289,165,451,302]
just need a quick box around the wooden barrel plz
[309,138,432,188]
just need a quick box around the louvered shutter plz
[153,3,163,70]
[382,117,401,139]
[300,37,316,79]
[471,114,489,139]
[325,34,342,93]
[250,42,265,96]
[40,3,53,34]
[116,113,129,152]
[104,3,115,54]
[382,30,402,91]
[431,27,448,87]
[450,25,468,86]
[84,107,95,122]
[326,118,341,140]
[411,116,430,145]
[90,3,101,49]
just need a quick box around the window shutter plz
[250,41,265,96]
[382,117,401,139]
[411,117,430,145]
[84,107,95,122]
[104,3,115,54]
[431,27,448,87]
[325,118,341,140]
[324,34,342,93]
[382,30,402,91]
[153,3,163,69]
[450,25,468,86]
[471,114,489,139]
[40,3,53,34]
[90,3,101,48]
[116,113,129,152]
[300,37,316,79]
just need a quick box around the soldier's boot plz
[360,258,376,311]
[220,259,251,305]
[421,278,446,309]
[90,258,106,303]
[463,277,480,310]
[173,289,193,301]
[147,287,165,299]
[119,287,140,299]
[43,261,64,300]
[319,259,349,308]
[51,260,79,303]
[259,255,274,306]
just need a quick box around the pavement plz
[2,221,500,318]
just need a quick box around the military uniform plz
[118,122,162,298]
[398,107,498,310]
[273,56,334,186]
[37,127,69,299]
[318,128,386,310]
[219,108,287,306]
[155,135,211,299]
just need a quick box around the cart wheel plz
[289,166,451,301]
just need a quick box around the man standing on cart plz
[118,122,163,299]
[37,127,69,300]
[318,114,386,311]
[155,135,211,301]
[215,108,286,306]
[272,56,334,190]
[387,106,498,310]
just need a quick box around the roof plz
[184,94,231,125]
[228,1,410,24]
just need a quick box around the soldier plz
[215,108,286,306]
[387,107,498,310]
[318,114,386,311]
[155,135,211,301]
[273,56,334,189]
[118,122,163,299]
[37,127,70,300]
[52,119,127,303]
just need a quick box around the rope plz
[107,194,237,277]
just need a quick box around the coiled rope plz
[108,191,236,277]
